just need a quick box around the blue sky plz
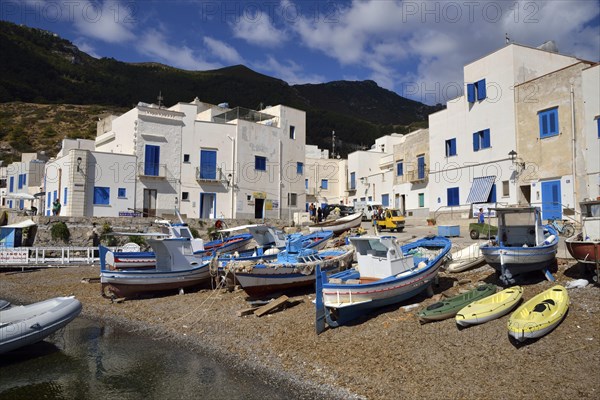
[2,0,599,104]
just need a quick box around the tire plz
[563,224,575,238]
[470,230,479,240]
[397,227,404,232]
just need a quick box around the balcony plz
[195,166,230,185]
[138,163,167,179]
[408,169,429,183]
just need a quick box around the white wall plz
[582,65,600,200]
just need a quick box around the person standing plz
[317,206,323,222]
[52,198,61,216]
[478,208,485,224]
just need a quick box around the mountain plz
[0,21,441,162]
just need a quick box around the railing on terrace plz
[195,166,229,185]
[407,169,429,183]
[138,162,168,178]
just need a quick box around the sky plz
[2,0,599,105]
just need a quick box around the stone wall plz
[6,213,291,248]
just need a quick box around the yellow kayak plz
[508,285,569,342]
[456,286,523,326]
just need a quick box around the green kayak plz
[418,283,497,323]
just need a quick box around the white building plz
[428,43,582,219]
[392,128,430,218]
[44,139,136,217]
[582,64,600,201]
[305,145,348,207]
[3,152,47,212]
[96,99,306,220]
[347,134,405,208]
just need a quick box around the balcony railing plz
[138,163,167,178]
[195,166,229,185]
[407,169,429,183]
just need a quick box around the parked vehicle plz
[468,222,498,240]
[374,209,405,232]
[354,201,383,221]
[321,204,355,218]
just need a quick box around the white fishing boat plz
[315,235,452,332]
[480,207,558,285]
[0,296,82,354]
[446,242,485,273]
[308,212,363,235]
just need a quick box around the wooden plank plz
[237,307,260,317]
[254,295,289,317]
[329,278,342,284]
[346,279,360,284]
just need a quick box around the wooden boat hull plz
[456,286,523,326]
[198,233,253,255]
[446,243,485,273]
[318,236,452,327]
[0,296,82,354]
[565,237,600,264]
[308,212,363,235]
[418,284,497,323]
[230,247,355,297]
[508,285,569,342]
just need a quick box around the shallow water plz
[0,318,289,400]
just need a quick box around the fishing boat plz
[0,296,82,354]
[225,235,355,298]
[455,286,523,326]
[315,235,452,332]
[217,225,333,264]
[104,213,205,270]
[480,207,558,285]
[566,200,600,282]
[508,285,569,342]
[446,242,485,273]
[418,284,497,323]
[100,237,212,298]
[308,212,363,235]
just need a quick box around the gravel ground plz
[1,225,599,399]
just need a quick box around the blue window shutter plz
[418,156,425,179]
[9,176,13,192]
[473,132,480,151]
[145,145,160,176]
[53,190,57,201]
[297,162,303,175]
[397,162,403,176]
[597,118,600,138]
[305,179,308,189]
[47,193,51,208]
[447,187,459,206]
[476,79,486,100]
[467,84,475,103]
[350,172,355,189]
[451,139,456,156]
[321,179,328,189]
[483,129,491,148]
[94,187,110,205]
[22,174,26,186]
[381,194,389,207]
[200,149,217,179]
[549,108,558,135]
[64,187,67,205]
[539,112,548,137]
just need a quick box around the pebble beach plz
[1,223,599,399]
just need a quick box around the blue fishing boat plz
[480,207,558,285]
[315,235,452,333]
[226,235,354,298]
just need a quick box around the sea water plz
[0,318,291,400]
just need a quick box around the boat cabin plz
[349,236,414,279]
[580,200,600,240]
[492,207,545,247]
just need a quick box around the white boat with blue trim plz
[480,207,558,285]
[315,235,452,333]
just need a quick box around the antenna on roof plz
[157,91,164,108]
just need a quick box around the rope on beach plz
[166,278,226,327]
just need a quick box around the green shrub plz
[99,221,117,246]
[50,221,70,243]
[188,226,200,238]
[128,235,147,247]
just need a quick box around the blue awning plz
[466,176,496,203]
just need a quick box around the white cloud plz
[72,0,136,43]
[253,56,324,85]
[286,0,600,103]
[230,11,286,47]
[203,37,244,64]
[137,29,221,71]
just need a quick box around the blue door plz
[541,180,561,220]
